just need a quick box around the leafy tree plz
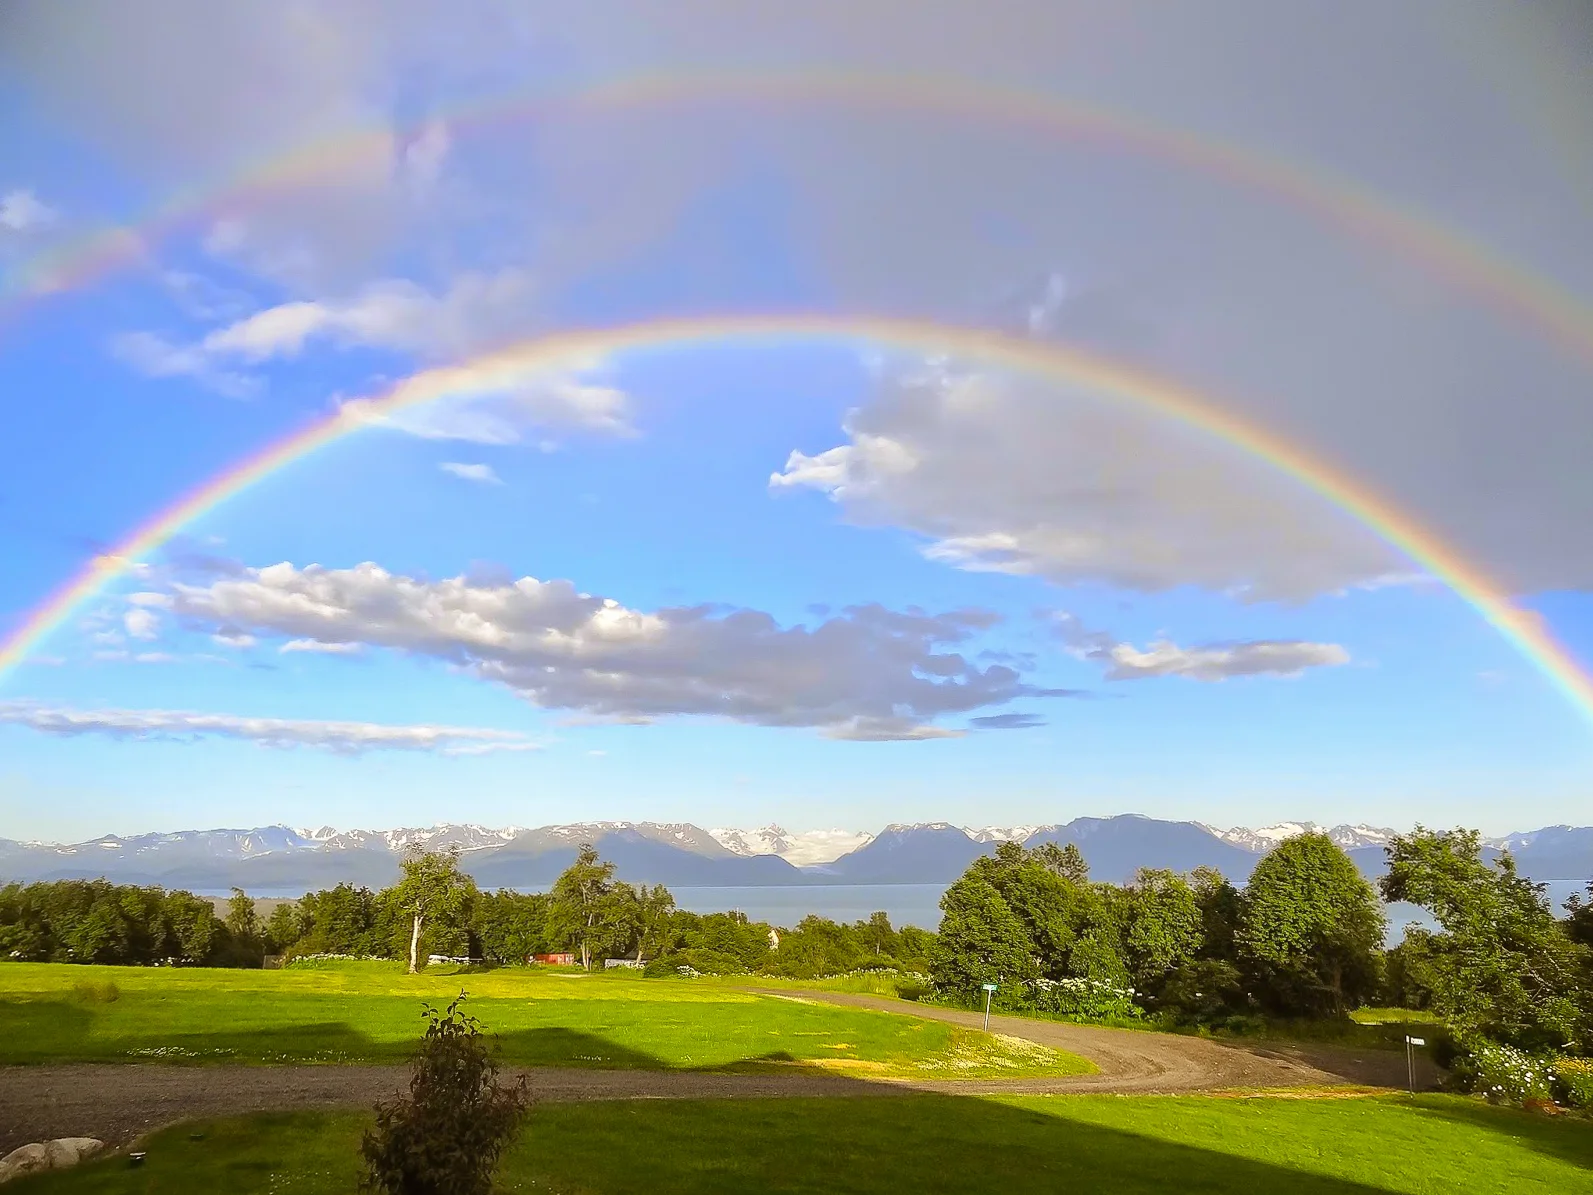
[929,875,1036,998]
[546,844,620,970]
[472,890,550,964]
[1238,833,1385,1017]
[164,890,223,963]
[1031,841,1089,884]
[1190,866,1243,963]
[1564,883,1593,949]
[263,902,304,955]
[361,994,529,1195]
[1122,869,1203,993]
[392,848,478,974]
[633,884,677,961]
[1381,828,1591,1049]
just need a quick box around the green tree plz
[633,884,677,961]
[929,875,1036,998]
[263,902,303,955]
[1381,828,1591,1049]
[1122,869,1204,993]
[164,890,223,963]
[392,848,478,974]
[1238,833,1384,1017]
[472,890,550,964]
[546,844,619,970]
[1031,841,1090,884]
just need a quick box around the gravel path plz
[755,990,1440,1095]
[0,991,1440,1153]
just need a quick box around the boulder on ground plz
[0,1137,104,1184]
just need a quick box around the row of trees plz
[1,845,934,980]
[0,879,276,967]
[930,835,1384,1020]
[929,829,1593,1055]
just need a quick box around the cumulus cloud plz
[439,462,503,485]
[0,188,57,232]
[0,700,536,755]
[1053,613,1349,682]
[151,561,1036,738]
[773,357,1403,601]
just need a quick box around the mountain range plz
[2,816,1589,895]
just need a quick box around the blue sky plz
[2,2,1591,842]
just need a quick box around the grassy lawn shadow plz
[1398,1094,1593,1173]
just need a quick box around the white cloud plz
[773,358,1402,601]
[153,561,1033,738]
[108,331,260,400]
[211,630,257,649]
[1053,613,1349,682]
[0,188,57,232]
[439,462,503,485]
[123,608,161,641]
[0,700,536,755]
[280,638,363,655]
[335,350,634,443]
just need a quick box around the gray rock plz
[0,1137,103,1184]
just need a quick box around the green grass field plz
[0,962,1091,1079]
[10,1094,1592,1194]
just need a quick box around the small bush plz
[71,980,120,1003]
[361,993,529,1195]
[1552,1058,1593,1109]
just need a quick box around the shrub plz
[1552,1057,1593,1109]
[643,948,746,977]
[361,993,529,1195]
[1024,977,1142,1022]
[1469,1041,1554,1106]
[895,975,933,1002]
[71,980,120,1003]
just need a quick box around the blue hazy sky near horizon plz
[2,2,1592,844]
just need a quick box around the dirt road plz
[755,989,1438,1094]
[0,992,1439,1153]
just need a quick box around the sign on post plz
[981,983,998,1031]
[1404,1035,1425,1094]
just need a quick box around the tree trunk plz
[580,938,590,971]
[409,913,423,974]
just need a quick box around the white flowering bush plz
[1025,976,1143,1021]
[1471,1042,1554,1105]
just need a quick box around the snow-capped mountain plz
[1205,821,1398,853]
[709,825,875,867]
[966,825,1043,844]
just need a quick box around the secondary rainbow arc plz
[0,314,1588,734]
[7,71,1593,374]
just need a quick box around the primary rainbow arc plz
[1,314,1589,733]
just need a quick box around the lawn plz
[11,1094,1592,1194]
[0,961,1090,1079]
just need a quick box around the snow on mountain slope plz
[966,825,1042,844]
[709,825,875,866]
[1204,821,1399,853]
